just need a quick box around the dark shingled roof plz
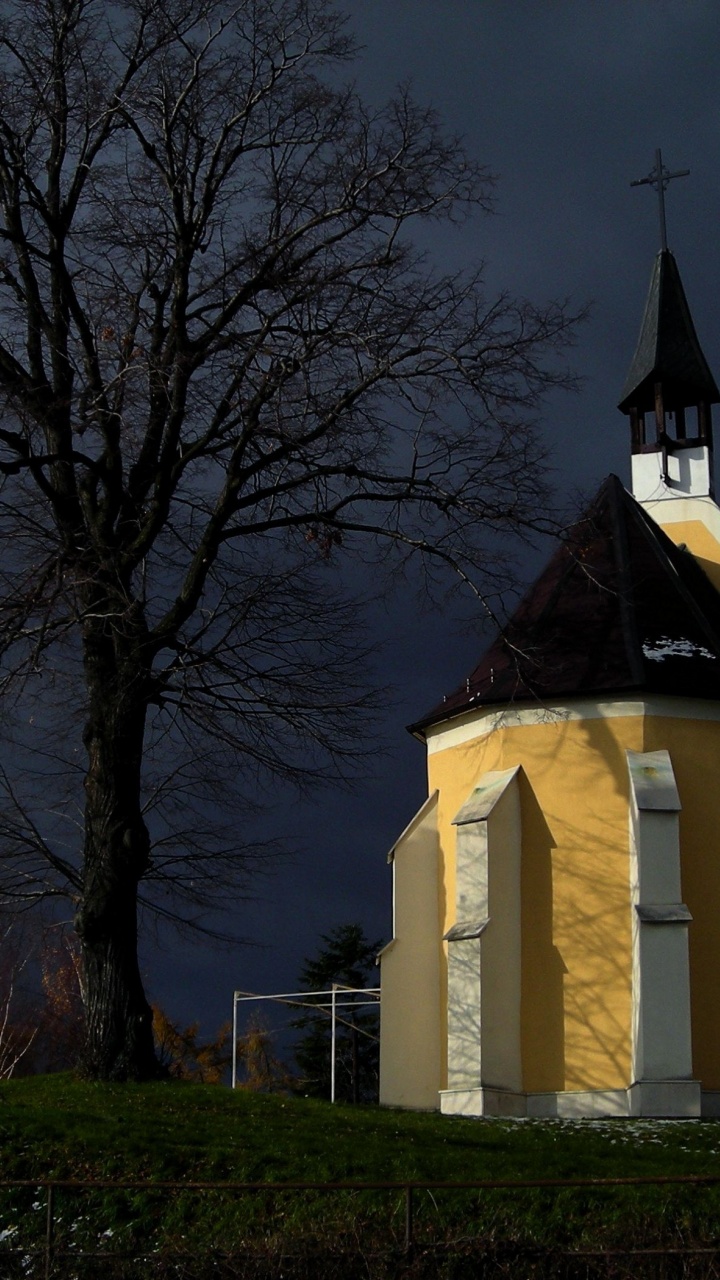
[412,475,720,734]
[618,250,719,413]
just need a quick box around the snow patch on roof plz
[642,636,716,662]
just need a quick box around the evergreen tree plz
[293,924,381,1103]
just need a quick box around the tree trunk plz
[77,875,157,1081]
[74,595,159,1080]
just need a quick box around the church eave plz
[409,678,720,739]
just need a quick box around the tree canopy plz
[0,0,582,1078]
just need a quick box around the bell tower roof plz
[619,153,719,503]
[618,249,719,414]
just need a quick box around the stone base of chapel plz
[440,1080,703,1119]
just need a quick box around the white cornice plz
[424,695,720,754]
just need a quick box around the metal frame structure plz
[231,984,380,1100]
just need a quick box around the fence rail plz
[2,1173,720,1278]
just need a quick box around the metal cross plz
[630,148,689,252]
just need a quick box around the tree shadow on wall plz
[519,770,567,1095]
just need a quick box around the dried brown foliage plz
[152,1005,231,1083]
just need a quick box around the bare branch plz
[0,0,583,1079]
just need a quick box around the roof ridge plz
[624,491,720,656]
[607,479,645,686]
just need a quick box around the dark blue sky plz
[147,1,720,1041]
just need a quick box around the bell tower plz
[619,152,720,503]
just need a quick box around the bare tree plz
[0,918,38,1078]
[0,0,582,1079]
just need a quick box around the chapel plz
[378,232,720,1118]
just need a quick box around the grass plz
[2,1074,720,1272]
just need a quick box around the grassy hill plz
[2,1075,720,1274]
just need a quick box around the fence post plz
[44,1184,54,1280]
[404,1185,413,1254]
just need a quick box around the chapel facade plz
[378,244,720,1118]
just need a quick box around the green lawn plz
[2,1075,720,1269]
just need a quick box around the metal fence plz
[2,1173,720,1278]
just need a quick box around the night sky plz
[146,2,720,1042]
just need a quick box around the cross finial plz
[630,149,690,252]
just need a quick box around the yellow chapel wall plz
[379,793,443,1109]
[426,710,643,1094]
[652,518,720,592]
